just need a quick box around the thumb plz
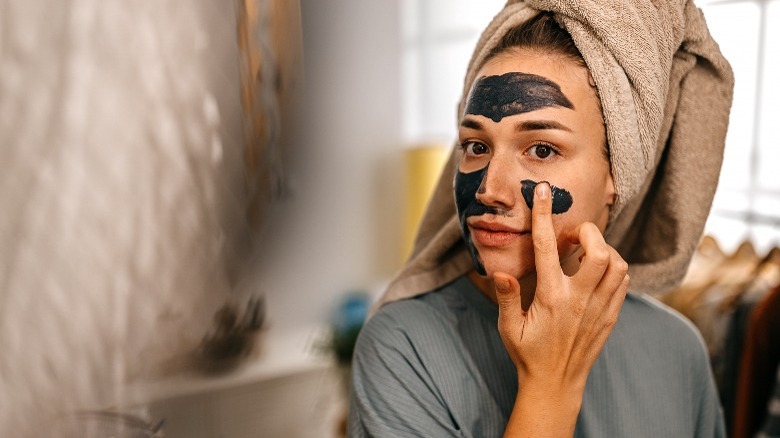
[494,272,524,320]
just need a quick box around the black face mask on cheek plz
[520,179,573,214]
[454,164,493,276]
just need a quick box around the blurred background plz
[0,0,777,437]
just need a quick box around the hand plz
[494,181,629,392]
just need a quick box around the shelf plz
[127,325,335,406]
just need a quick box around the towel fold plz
[375,0,734,310]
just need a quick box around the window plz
[400,0,505,144]
[700,0,780,253]
[401,0,780,253]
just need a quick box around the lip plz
[468,219,525,233]
[468,219,529,247]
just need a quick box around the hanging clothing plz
[658,239,780,434]
[733,285,780,438]
[758,365,780,438]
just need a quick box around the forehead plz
[467,50,596,113]
[465,71,574,123]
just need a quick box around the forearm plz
[503,376,585,438]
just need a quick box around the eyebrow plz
[460,118,483,130]
[459,117,572,133]
[516,120,572,132]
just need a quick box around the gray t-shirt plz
[349,276,725,437]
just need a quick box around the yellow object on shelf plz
[402,144,450,262]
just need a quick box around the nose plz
[475,157,517,209]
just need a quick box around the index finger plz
[531,181,561,280]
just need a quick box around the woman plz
[350,1,734,436]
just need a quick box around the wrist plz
[517,378,585,412]
[504,377,584,438]
[516,375,585,423]
[517,367,588,396]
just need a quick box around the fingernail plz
[495,277,510,293]
[535,181,550,200]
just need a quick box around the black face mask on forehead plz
[464,71,573,122]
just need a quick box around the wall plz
[0,0,401,435]
[0,1,248,435]
[254,0,403,332]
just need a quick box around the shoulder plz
[619,293,711,365]
[612,292,722,416]
[356,285,463,355]
[582,293,725,436]
[624,292,706,342]
[351,279,479,385]
[349,285,474,437]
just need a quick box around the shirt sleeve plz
[694,334,728,438]
[347,307,466,438]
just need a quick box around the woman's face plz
[455,48,615,280]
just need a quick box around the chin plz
[478,254,534,280]
[474,232,534,271]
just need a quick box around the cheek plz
[550,180,610,239]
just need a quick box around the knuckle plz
[534,235,558,255]
[590,249,610,267]
[533,199,552,214]
[546,293,565,308]
[614,260,629,276]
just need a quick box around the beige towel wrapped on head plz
[376,0,734,310]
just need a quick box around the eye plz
[528,143,558,159]
[462,141,489,156]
